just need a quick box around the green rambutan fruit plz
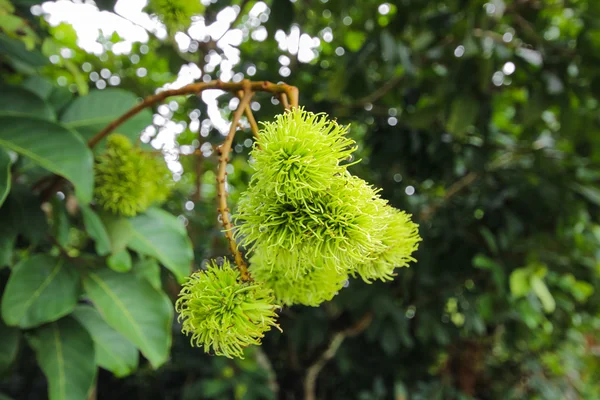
[249,250,348,307]
[175,259,280,358]
[351,206,421,283]
[93,134,172,217]
[232,108,422,308]
[147,0,203,32]
[249,108,357,205]
[234,174,387,277]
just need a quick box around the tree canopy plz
[0,0,599,399]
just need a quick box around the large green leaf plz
[0,34,47,71]
[1,255,80,328]
[132,257,162,290]
[27,317,96,400]
[0,319,19,373]
[0,86,54,120]
[127,208,193,282]
[80,205,111,256]
[72,305,139,378]
[0,146,11,207]
[60,89,151,146]
[0,184,48,246]
[82,269,173,368]
[0,116,94,203]
[22,76,54,99]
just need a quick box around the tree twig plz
[216,84,254,281]
[255,346,279,396]
[419,171,479,221]
[88,80,297,148]
[237,90,260,139]
[279,92,290,110]
[354,75,402,106]
[303,312,373,400]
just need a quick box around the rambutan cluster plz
[233,109,421,306]
[176,108,421,358]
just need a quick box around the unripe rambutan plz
[234,174,387,277]
[249,251,348,307]
[176,259,280,358]
[249,108,357,205]
[351,206,421,283]
[93,134,172,216]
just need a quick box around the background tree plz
[0,0,599,399]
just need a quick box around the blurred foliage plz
[0,0,599,399]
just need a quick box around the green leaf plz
[0,116,94,203]
[132,257,162,290]
[27,317,96,400]
[446,95,480,137]
[107,249,132,273]
[60,89,152,147]
[0,228,15,268]
[0,33,47,70]
[571,281,594,303]
[82,269,173,368]
[81,205,111,256]
[530,275,556,313]
[50,198,70,247]
[72,305,139,378]
[21,76,54,99]
[380,31,397,62]
[472,254,505,291]
[99,213,133,253]
[509,268,530,298]
[1,255,80,328]
[0,184,48,245]
[127,208,193,282]
[0,319,19,373]
[0,146,11,207]
[572,183,600,206]
[344,31,367,52]
[479,227,498,255]
[0,86,54,120]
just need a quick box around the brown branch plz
[279,92,290,110]
[237,90,260,139]
[354,75,402,106]
[88,80,297,148]
[304,312,373,400]
[419,171,479,221]
[216,84,254,281]
[245,104,260,138]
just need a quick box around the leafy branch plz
[41,79,299,281]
